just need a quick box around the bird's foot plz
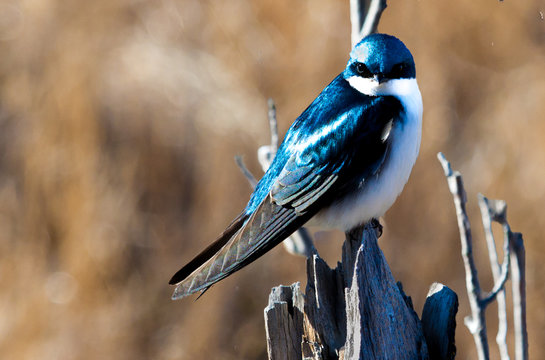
[370,218,383,238]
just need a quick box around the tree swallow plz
[169,33,422,299]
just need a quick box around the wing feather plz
[171,194,313,299]
[168,213,248,285]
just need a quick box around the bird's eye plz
[390,63,406,78]
[355,63,372,78]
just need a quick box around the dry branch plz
[438,152,491,359]
[510,233,528,360]
[478,195,510,360]
[438,152,527,360]
[350,0,387,46]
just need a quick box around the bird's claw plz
[370,218,383,238]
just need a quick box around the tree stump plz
[265,223,458,359]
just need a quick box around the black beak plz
[374,73,386,84]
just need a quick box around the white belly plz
[309,79,423,231]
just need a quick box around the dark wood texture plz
[421,283,458,360]
[265,223,443,359]
[264,284,305,360]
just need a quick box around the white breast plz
[310,78,423,231]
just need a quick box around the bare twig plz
[350,0,387,46]
[479,224,510,307]
[510,232,528,360]
[267,99,278,154]
[235,155,258,188]
[235,99,279,186]
[437,152,489,359]
[257,99,279,171]
[478,195,510,360]
[438,153,530,360]
[478,195,527,360]
[480,197,528,360]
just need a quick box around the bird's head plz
[344,33,416,97]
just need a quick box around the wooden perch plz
[340,226,427,359]
[265,224,457,360]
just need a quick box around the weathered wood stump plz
[264,223,458,360]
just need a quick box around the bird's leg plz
[370,218,383,238]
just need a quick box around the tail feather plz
[168,213,248,285]
[170,194,313,299]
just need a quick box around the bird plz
[169,33,423,300]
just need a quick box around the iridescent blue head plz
[344,33,416,86]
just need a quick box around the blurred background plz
[0,0,543,359]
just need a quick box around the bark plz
[264,223,443,360]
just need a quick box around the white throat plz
[346,76,419,98]
[346,75,423,135]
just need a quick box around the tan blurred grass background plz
[0,0,544,359]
